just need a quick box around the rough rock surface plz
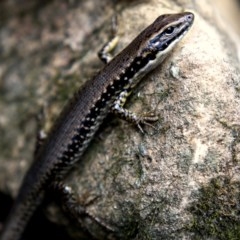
[0,0,239,239]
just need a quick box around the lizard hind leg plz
[51,182,115,237]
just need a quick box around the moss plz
[188,176,240,239]
[217,120,240,164]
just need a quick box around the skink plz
[0,12,194,240]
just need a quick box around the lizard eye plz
[164,26,175,35]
